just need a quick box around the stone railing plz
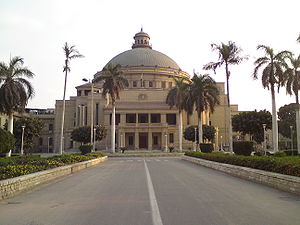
[0,156,107,200]
[182,155,300,196]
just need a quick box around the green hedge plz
[233,141,253,156]
[79,144,93,155]
[0,152,105,180]
[199,143,213,153]
[185,151,300,177]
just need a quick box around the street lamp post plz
[194,127,197,151]
[290,125,294,156]
[93,127,96,152]
[263,124,266,156]
[220,135,223,152]
[20,125,25,155]
[82,78,94,147]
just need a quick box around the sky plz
[0,0,299,112]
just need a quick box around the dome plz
[105,29,181,70]
[106,48,180,70]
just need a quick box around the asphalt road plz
[0,157,299,225]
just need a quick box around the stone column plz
[148,131,152,151]
[161,113,166,125]
[135,131,139,150]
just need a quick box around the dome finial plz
[132,29,152,49]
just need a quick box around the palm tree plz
[203,41,244,153]
[0,56,34,156]
[284,54,300,154]
[59,42,84,154]
[94,63,128,153]
[190,73,220,151]
[166,77,191,152]
[253,45,290,152]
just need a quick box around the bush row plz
[0,152,105,180]
[185,151,300,177]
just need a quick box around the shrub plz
[184,151,300,177]
[79,144,93,155]
[284,150,298,156]
[274,151,287,157]
[169,146,174,152]
[200,143,213,153]
[233,141,253,156]
[0,128,15,154]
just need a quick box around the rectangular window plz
[77,107,80,126]
[126,114,136,123]
[49,124,53,131]
[153,136,158,145]
[161,81,166,88]
[169,82,173,88]
[49,137,53,145]
[138,114,148,123]
[129,136,134,145]
[77,90,81,96]
[110,113,120,125]
[39,138,43,146]
[133,81,137,87]
[151,114,161,123]
[85,106,88,125]
[166,114,176,125]
[187,113,190,125]
[149,81,153,87]
[169,133,174,143]
[84,90,90,96]
[96,103,99,125]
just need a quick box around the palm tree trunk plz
[270,85,279,152]
[295,94,300,154]
[59,66,68,154]
[111,103,116,153]
[6,114,13,157]
[225,64,233,153]
[178,110,183,152]
[198,112,203,151]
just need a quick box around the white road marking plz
[156,159,160,162]
[144,160,164,225]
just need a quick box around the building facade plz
[51,29,240,152]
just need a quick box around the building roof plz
[106,48,180,70]
[105,29,181,70]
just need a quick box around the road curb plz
[0,156,108,201]
[182,155,300,196]
[108,153,184,157]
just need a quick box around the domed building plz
[52,29,239,152]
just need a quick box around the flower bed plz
[185,151,300,177]
[0,152,105,180]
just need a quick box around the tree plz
[13,117,44,152]
[278,103,297,139]
[184,125,216,143]
[283,54,300,153]
[253,45,290,151]
[166,77,191,152]
[232,110,272,143]
[189,73,219,150]
[203,41,245,153]
[94,63,128,153]
[0,56,34,157]
[71,125,107,145]
[297,34,300,43]
[59,42,84,154]
[0,128,15,154]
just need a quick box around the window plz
[167,114,176,125]
[187,114,190,125]
[84,90,90,96]
[149,81,153,87]
[129,136,134,145]
[77,107,80,126]
[133,81,137,87]
[39,138,43,146]
[161,81,166,88]
[141,80,145,87]
[126,114,136,123]
[96,103,99,125]
[169,82,173,88]
[169,133,174,143]
[49,124,53,131]
[153,136,158,145]
[110,113,120,125]
[151,114,161,123]
[138,114,148,123]
[85,106,88,125]
[77,90,81,96]
[49,138,53,145]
